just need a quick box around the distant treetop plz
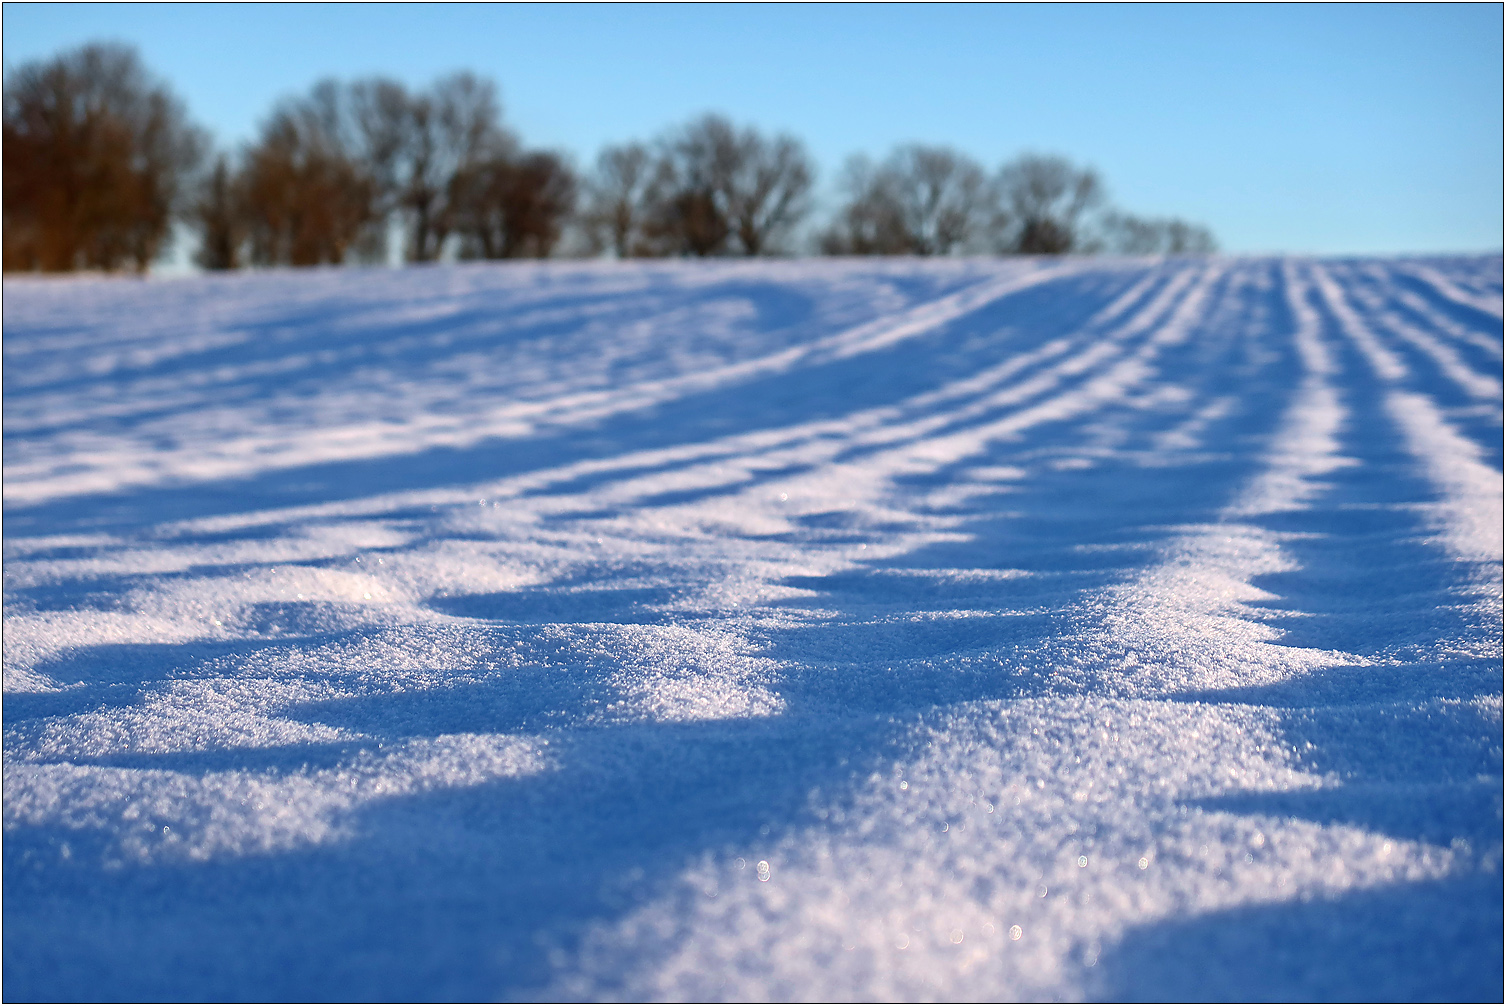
[2,44,1218,272]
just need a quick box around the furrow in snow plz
[1313,263,1505,569]
[1400,261,1505,322]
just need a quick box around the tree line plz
[3,43,1215,274]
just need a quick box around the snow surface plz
[3,256,1502,1001]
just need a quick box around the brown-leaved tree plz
[3,43,206,272]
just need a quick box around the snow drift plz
[3,256,1502,1000]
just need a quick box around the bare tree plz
[995,154,1104,254]
[643,114,739,256]
[238,82,379,267]
[889,145,991,255]
[3,42,206,272]
[370,73,513,262]
[819,155,911,255]
[346,76,412,238]
[580,143,657,257]
[719,124,813,255]
[455,150,578,259]
[588,115,814,258]
[192,154,242,270]
[234,73,520,268]
[1161,219,1217,254]
[1100,211,1217,255]
[822,145,991,256]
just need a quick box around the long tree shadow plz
[1091,873,1501,1002]
[1174,275,1502,843]
[4,710,916,1001]
[3,268,824,402]
[14,260,1496,1001]
[3,266,1303,1001]
[4,268,1153,538]
[1096,266,1503,1000]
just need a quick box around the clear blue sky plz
[4,2,1501,255]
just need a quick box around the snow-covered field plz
[3,256,1501,1001]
